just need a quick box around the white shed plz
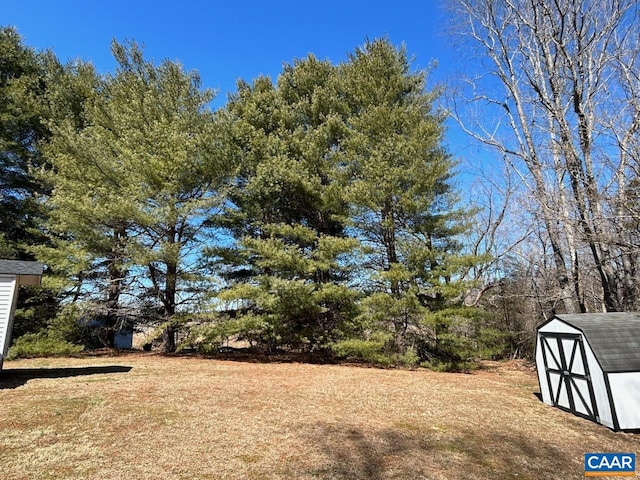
[536,313,640,431]
[0,259,44,370]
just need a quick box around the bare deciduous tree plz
[447,0,640,312]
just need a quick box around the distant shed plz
[0,260,44,369]
[536,313,640,431]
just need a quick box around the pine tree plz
[336,39,476,363]
[0,27,52,258]
[43,41,225,351]
[209,57,359,352]
[0,27,62,337]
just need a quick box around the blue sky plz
[3,1,491,181]
[3,1,454,107]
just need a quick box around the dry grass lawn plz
[0,353,638,479]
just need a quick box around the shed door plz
[539,333,599,422]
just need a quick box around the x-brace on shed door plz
[539,333,599,422]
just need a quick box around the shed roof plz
[0,259,44,276]
[553,313,640,373]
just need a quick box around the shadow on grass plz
[0,365,132,389]
[305,422,575,480]
[306,424,433,480]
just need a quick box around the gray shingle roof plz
[555,313,640,373]
[0,259,44,276]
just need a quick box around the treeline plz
[20,16,636,368]
[3,28,512,369]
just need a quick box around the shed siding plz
[0,275,19,360]
[608,372,640,430]
[582,336,614,429]
[535,336,551,403]
[539,318,581,335]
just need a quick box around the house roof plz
[0,259,44,276]
[554,313,640,373]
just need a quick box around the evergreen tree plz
[209,57,359,352]
[210,40,475,363]
[38,59,135,347]
[0,27,62,337]
[0,27,53,258]
[43,41,225,351]
[336,39,476,363]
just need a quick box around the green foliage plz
[471,322,513,360]
[0,27,58,259]
[332,334,421,367]
[42,40,227,351]
[6,33,492,364]
[12,286,59,339]
[33,57,122,305]
[0,27,63,335]
[7,333,83,360]
[217,268,360,351]
[332,336,394,366]
[47,303,87,344]
[8,302,86,360]
[8,303,85,360]
[417,306,514,371]
[208,39,480,362]
[211,55,361,352]
[332,338,392,366]
[179,313,270,353]
[0,233,14,258]
[329,39,477,361]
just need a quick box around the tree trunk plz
[381,198,400,296]
[104,227,128,348]
[160,224,178,353]
[161,261,177,353]
[161,324,176,353]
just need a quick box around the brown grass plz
[0,354,638,479]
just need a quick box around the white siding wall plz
[581,336,614,429]
[538,319,581,335]
[608,372,640,430]
[535,335,552,404]
[0,275,19,362]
